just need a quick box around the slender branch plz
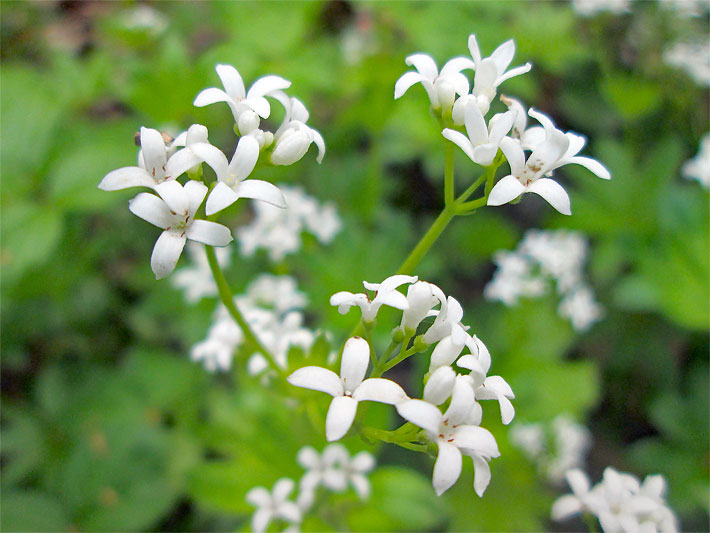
[381,343,420,373]
[396,206,457,276]
[444,142,455,206]
[204,245,286,378]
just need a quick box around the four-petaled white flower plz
[394,53,475,111]
[287,337,408,441]
[468,35,532,115]
[270,93,326,166]
[190,135,286,215]
[443,101,516,166]
[397,378,500,496]
[99,127,185,191]
[193,64,291,135]
[128,180,233,279]
[246,477,302,533]
[330,275,418,323]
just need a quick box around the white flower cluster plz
[395,34,610,215]
[288,275,514,497]
[682,132,710,188]
[245,444,374,533]
[237,184,342,262]
[98,64,324,279]
[485,229,604,332]
[552,467,679,533]
[510,414,592,485]
[190,274,312,373]
[664,41,710,87]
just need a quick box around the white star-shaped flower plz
[246,478,301,533]
[397,379,500,496]
[394,53,475,111]
[287,337,408,441]
[330,275,418,323]
[193,64,291,135]
[128,180,232,279]
[189,134,286,215]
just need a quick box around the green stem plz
[396,206,457,276]
[456,172,487,205]
[204,245,286,379]
[444,142,455,206]
[381,344,419,373]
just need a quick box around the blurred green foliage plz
[1,1,708,531]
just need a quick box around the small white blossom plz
[287,337,408,441]
[558,284,604,332]
[193,64,291,135]
[330,275,418,323]
[681,133,710,188]
[483,250,547,306]
[128,180,232,279]
[171,242,231,303]
[270,94,325,166]
[246,478,302,533]
[664,41,710,87]
[394,53,475,112]
[519,229,588,293]
[119,5,168,35]
[397,379,500,496]
[571,0,632,16]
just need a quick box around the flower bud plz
[238,110,261,136]
[434,78,456,111]
[271,123,312,165]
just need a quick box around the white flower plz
[397,379,500,496]
[330,275,418,323]
[571,0,631,16]
[128,180,232,279]
[483,250,547,306]
[422,295,469,346]
[663,41,710,87]
[519,229,588,293]
[443,102,516,166]
[287,337,408,441]
[296,444,375,509]
[394,53,475,111]
[99,127,184,191]
[399,281,446,335]
[193,64,291,134]
[171,242,231,303]
[270,94,325,166]
[467,35,532,115]
[246,274,308,314]
[190,135,286,215]
[246,478,302,533]
[558,284,604,332]
[120,5,167,35]
[163,124,211,179]
[681,133,710,188]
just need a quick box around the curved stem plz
[204,245,286,379]
[396,206,457,276]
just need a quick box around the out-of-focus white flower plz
[330,275,417,324]
[128,180,232,279]
[246,274,308,314]
[246,478,302,533]
[443,102,516,166]
[394,52,475,112]
[288,337,408,441]
[682,133,710,188]
[663,41,710,87]
[270,94,325,166]
[193,64,291,134]
[659,0,709,17]
[296,444,375,509]
[237,185,341,262]
[190,135,286,215]
[558,284,604,332]
[571,0,632,16]
[467,35,532,115]
[483,250,547,306]
[120,4,168,35]
[171,242,231,303]
[552,468,679,533]
[397,379,500,496]
[519,229,588,293]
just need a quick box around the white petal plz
[248,75,292,100]
[216,64,246,100]
[490,39,515,74]
[376,274,418,292]
[405,53,438,81]
[99,166,155,191]
[251,509,272,533]
[453,425,500,458]
[500,136,526,175]
[433,441,462,496]
[423,366,456,405]
[430,336,465,369]
[350,474,371,500]
[165,149,202,180]
[296,446,320,469]
[551,495,584,521]
[473,58,498,92]
[128,192,174,228]
[487,175,526,206]
[189,143,230,183]
[396,399,441,434]
[351,451,376,473]
[247,96,271,119]
[468,34,482,65]
[567,156,611,179]
[186,220,233,246]
[472,144,499,166]
[340,337,370,392]
[471,453,492,497]
[277,502,301,524]
[246,487,271,507]
[463,102,489,147]
[206,182,240,215]
[151,230,187,279]
[193,87,232,107]
[440,56,476,77]
[376,290,409,310]
[443,378,476,425]
[287,366,343,397]
[186,124,208,145]
[353,378,408,404]
[155,180,189,215]
[496,62,532,85]
[442,129,475,162]
[446,72,470,96]
[565,469,590,496]
[488,110,516,144]
[140,127,167,179]
[183,179,208,216]
[325,396,358,441]
[329,291,368,315]
[272,478,295,502]
[238,180,287,208]
[527,178,571,215]
[227,134,260,181]
[312,129,326,163]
